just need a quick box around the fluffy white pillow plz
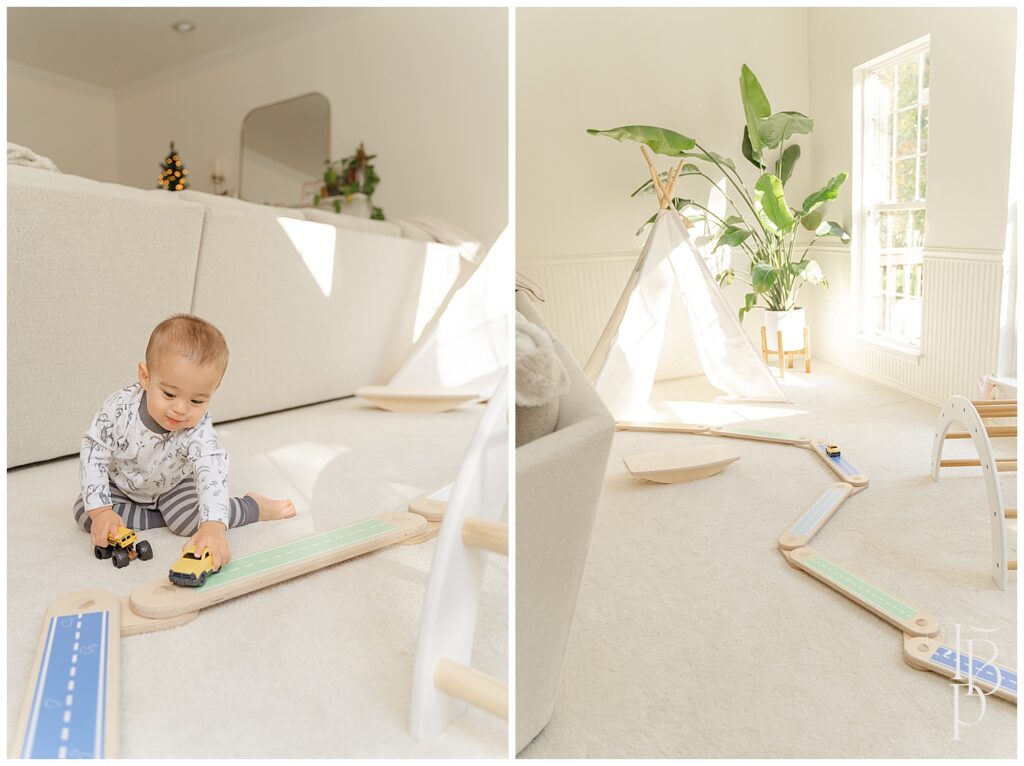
[8,142,60,172]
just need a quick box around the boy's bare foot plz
[246,492,297,521]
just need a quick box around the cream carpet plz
[7,397,507,758]
[520,361,1016,758]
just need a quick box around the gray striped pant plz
[73,477,259,537]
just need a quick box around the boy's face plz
[137,355,222,431]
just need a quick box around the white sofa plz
[515,290,615,752]
[7,165,467,467]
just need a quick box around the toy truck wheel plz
[197,572,207,587]
[136,540,153,561]
[111,548,130,569]
[94,545,112,560]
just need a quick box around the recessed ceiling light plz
[172,20,196,33]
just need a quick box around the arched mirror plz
[240,92,329,206]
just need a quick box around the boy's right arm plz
[81,402,120,545]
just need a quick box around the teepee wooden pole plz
[640,146,669,208]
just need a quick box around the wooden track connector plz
[12,590,121,759]
[434,658,508,720]
[903,635,1018,704]
[778,483,854,550]
[119,596,199,636]
[462,518,508,556]
[782,546,939,637]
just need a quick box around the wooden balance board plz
[130,511,427,619]
[355,386,478,414]
[903,635,1017,704]
[624,443,740,484]
[12,590,121,759]
[778,483,856,550]
[782,546,939,637]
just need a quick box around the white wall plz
[7,62,118,182]
[517,7,811,362]
[114,7,508,248]
[804,6,1017,403]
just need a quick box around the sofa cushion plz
[7,166,205,467]
[515,310,569,447]
[182,192,462,421]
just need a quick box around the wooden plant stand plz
[761,326,811,376]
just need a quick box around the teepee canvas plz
[389,228,509,398]
[584,208,787,419]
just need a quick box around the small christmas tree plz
[157,142,190,191]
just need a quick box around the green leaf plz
[752,262,779,294]
[801,209,824,231]
[801,172,849,216]
[787,260,810,276]
[741,127,762,169]
[717,268,736,286]
[635,212,659,237]
[714,226,753,252]
[815,220,851,243]
[754,173,796,234]
[739,292,759,322]
[758,111,814,149]
[587,125,696,156]
[680,150,737,172]
[723,214,745,225]
[739,65,772,156]
[775,145,801,185]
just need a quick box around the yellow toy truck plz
[168,545,220,587]
[825,444,841,457]
[94,526,153,569]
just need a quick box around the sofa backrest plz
[7,166,205,467]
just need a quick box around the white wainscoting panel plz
[521,245,1004,406]
[806,245,1004,405]
[518,255,636,365]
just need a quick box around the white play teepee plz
[585,154,787,420]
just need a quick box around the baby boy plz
[73,313,296,567]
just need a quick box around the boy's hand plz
[185,521,231,569]
[88,506,123,547]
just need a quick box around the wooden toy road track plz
[11,590,121,759]
[616,419,1016,703]
[131,511,427,619]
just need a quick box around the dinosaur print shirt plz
[79,383,231,526]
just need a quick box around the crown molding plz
[8,60,116,101]
[113,8,362,100]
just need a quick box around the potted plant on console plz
[315,142,386,220]
[589,64,850,364]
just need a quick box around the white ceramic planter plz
[763,308,806,352]
[319,192,372,218]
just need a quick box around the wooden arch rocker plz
[409,370,509,740]
[931,395,1017,590]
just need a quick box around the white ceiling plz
[6,7,356,91]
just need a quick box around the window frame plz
[852,35,931,356]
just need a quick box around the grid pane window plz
[861,45,929,347]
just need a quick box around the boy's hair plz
[146,314,229,378]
